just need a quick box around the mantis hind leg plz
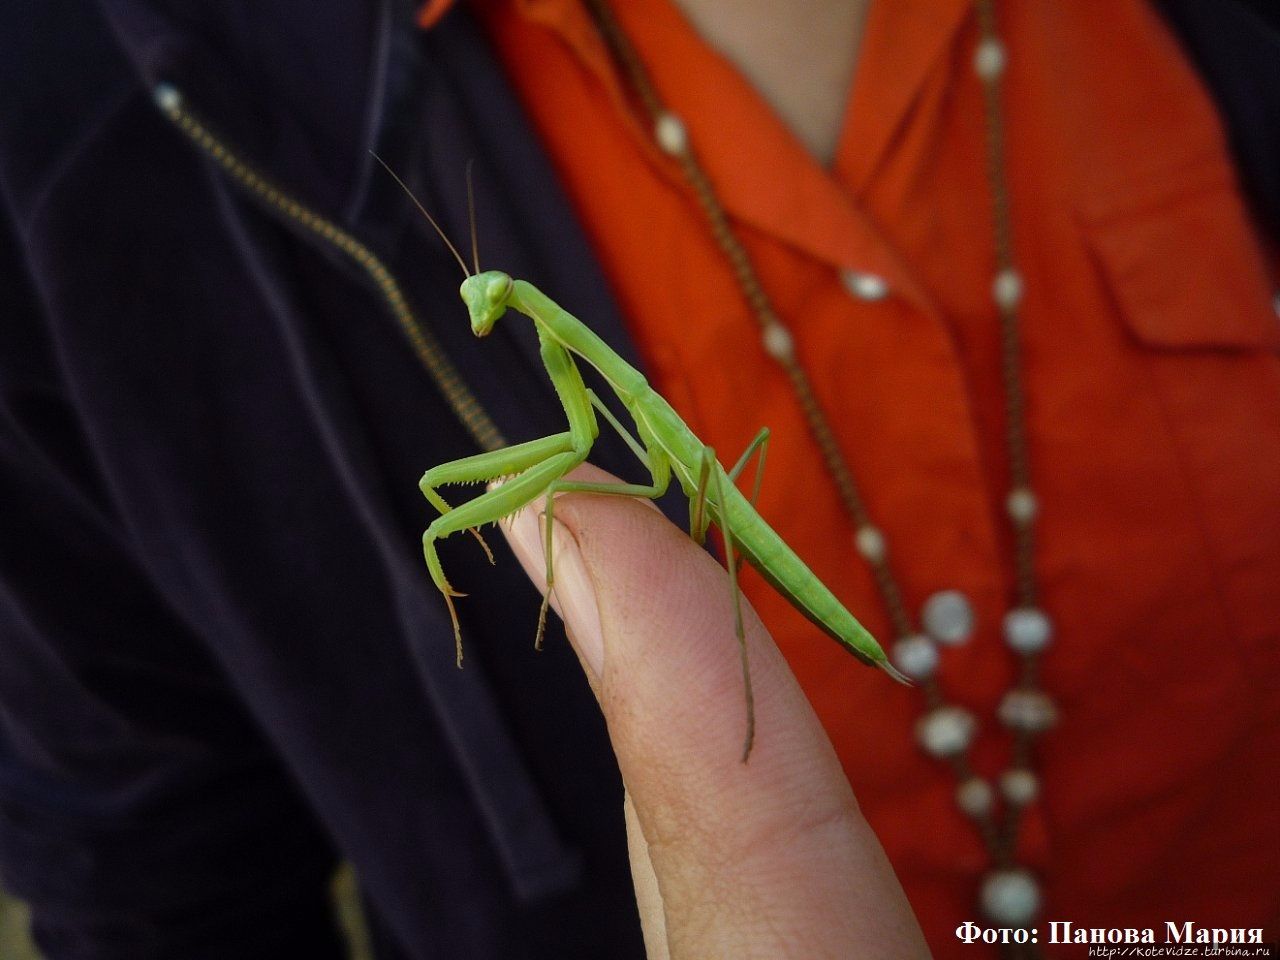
[535,449,672,651]
[691,427,772,543]
[691,447,755,761]
[726,427,770,507]
[424,445,585,665]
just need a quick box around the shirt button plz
[922,589,975,646]
[841,268,890,302]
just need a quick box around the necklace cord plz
[583,0,1056,945]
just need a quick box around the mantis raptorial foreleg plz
[420,434,577,566]
[424,444,586,664]
[419,432,577,507]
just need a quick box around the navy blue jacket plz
[0,2,657,957]
[0,2,1275,958]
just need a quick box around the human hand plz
[501,464,930,960]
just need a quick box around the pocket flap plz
[1084,186,1280,351]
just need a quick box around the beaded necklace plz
[583,0,1057,948]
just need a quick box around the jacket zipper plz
[152,83,506,453]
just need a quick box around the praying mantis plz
[384,161,905,759]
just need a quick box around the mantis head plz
[370,154,506,335]
[460,270,514,337]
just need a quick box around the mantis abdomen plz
[715,479,883,670]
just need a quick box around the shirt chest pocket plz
[1085,180,1280,352]
[1080,177,1280,667]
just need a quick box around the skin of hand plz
[499,464,930,960]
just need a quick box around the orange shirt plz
[431,0,1280,953]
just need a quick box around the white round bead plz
[761,322,794,361]
[921,590,975,646]
[998,689,1058,732]
[855,524,887,563]
[992,268,1023,310]
[916,706,976,757]
[1003,607,1053,654]
[973,38,1007,80]
[840,268,890,302]
[1005,486,1038,525]
[980,868,1041,926]
[1001,769,1040,806]
[154,83,182,115]
[654,111,689,156]
[892,634,938,680]
[956,777,995,818]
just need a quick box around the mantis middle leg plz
[533,446,673,650]
[586,388,650,469]
[688,446,756,760]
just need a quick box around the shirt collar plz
[466,0,975,308]
[836,0,975,193]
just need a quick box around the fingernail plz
[506,508,605,679]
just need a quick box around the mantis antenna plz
[370,152,471,279]
[466,159,480,275]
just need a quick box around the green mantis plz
[386,161,904,758]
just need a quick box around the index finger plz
[502,464,927,959]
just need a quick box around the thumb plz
[502,464,927,960]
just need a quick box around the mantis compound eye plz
[487,273,513,304]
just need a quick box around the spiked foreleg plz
[423,445,586,665]
[420,433,577,510]
[420,433,577,563]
